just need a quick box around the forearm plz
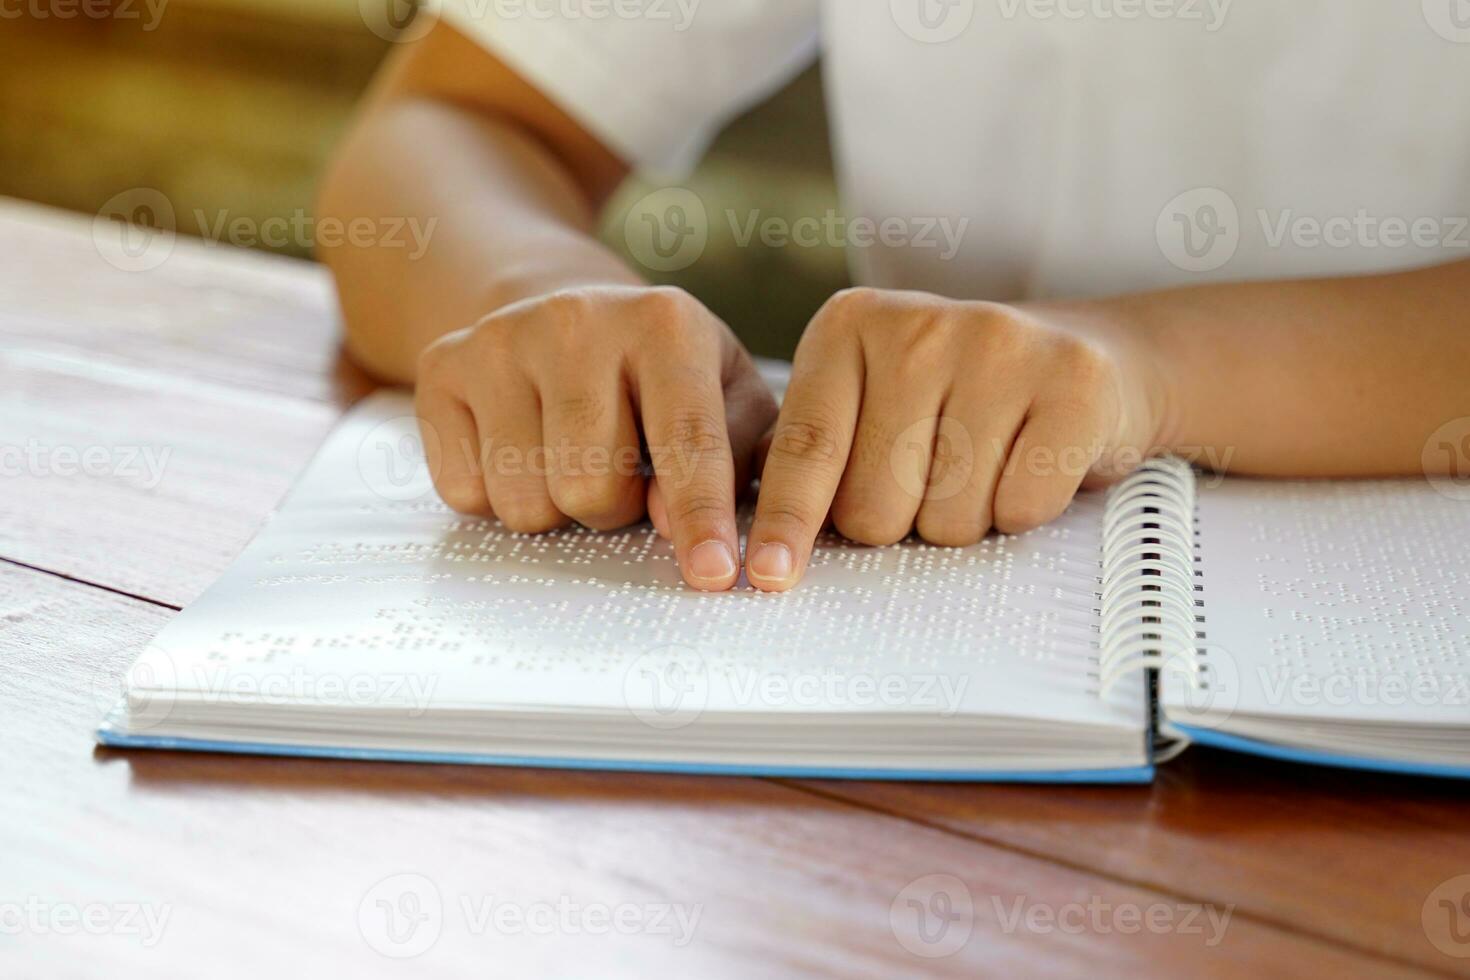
[315,55,640,383]
[1060,260,1470,477]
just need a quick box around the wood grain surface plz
[2,199,1466,978]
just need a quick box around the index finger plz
[639,358,742,592]
[745,335,862,592]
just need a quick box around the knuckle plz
[915,512,987,548]
[668,491,728,528]
[662,410,727,457]
[890,322,953,386]
[832,503,910,547]
[992,491,1062,536]
[633,287,703,342]
[417,331,466,380]
[754,502,820,536]
[537,288,593,321]
[435,476,490,515]
[550,474,629,525]
[467,308,522,351]
[824,286,884,319]
[807,287,881,341]
[768,411,842,466]
[1052,336,1112,390]
[636,284,696,316]
[495,495,566,534]
[965,304,1033,358]
[537,295,594,348]
[854,415,906,468]
[821,293,960,384]
[549,393,606,432]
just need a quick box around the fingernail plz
[687,540,736,587]
[747,542,793,584]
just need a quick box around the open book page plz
[123,390,1143,735]
[1181,477,1470,726]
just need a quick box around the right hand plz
[415,285,777,591]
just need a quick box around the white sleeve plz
[434,0,821,179]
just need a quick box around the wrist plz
[1015,296,1184,457]
[477,253,646,320]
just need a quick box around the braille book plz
[96,378,1470,781]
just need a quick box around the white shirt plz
[437,0,1470,301]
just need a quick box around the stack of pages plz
[97,379,1470,781]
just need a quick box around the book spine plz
[1097,457,1203,697]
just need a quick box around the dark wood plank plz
[789,752,1470,974]
[4,563,1403,978]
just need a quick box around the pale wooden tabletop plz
[3,198,1467,978]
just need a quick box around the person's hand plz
[415,285,777,591]
[744,288,1171,592]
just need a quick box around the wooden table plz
[3,198,1467,978]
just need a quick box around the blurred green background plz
[0,1,847,359]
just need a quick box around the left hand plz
[740,287,1172,591]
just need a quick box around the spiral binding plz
[1096,457,1204,719]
